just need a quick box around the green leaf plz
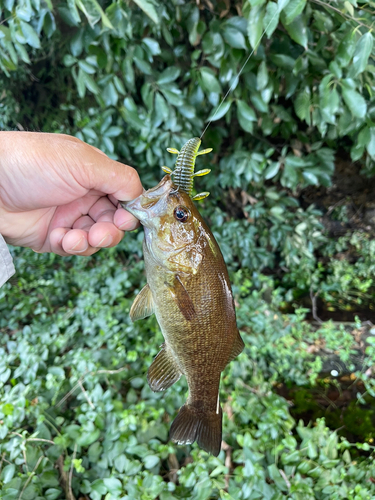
[154,92,169,121]
[179,105,196,119]
[264,162,280,179]
[329,60,342,79]
[113,76,125,95]
[114,454,127,473]
[91,480,107,495]
[157,66,180,84]
[367,127,375,158]
[278,0,291,10]
[63,54,77,67]
[142,37,161,55]
[144,455,160,469]
[160,86,184,106]
[45,489,62,500]
[203,32,224,58]
[132,0,159,24]
[294,87,311,121]
[20,20,40,48]
[222,26,247,49]
[14,40,29,64]
[302,171,319,184]
[121,106,145,130]
[283,14,308,48]
[357,126,370,148]
[2,464,15,484]
[344,0,354,16]
[237,100,257,133]
[320,87,339,124]
[200,67,221,94]
[101,81,117,104]
[263,2,279,38]
[251,92,268,112]
[350,32,373,77]
[105,126,123,138]
[76,67,86,98]
[270,54,295,69]
[247,5,265,50]
[282,0,306,25]
[77,0,114,29]
[257,61,269,90]
[336,31,356,68]
[103,476,122,492]
[83,73,100,95]
[78,60,96,74]
[70,29,83,57]
[268,464,288,491]
[43,11,56,38]
[67,0,81,24]
[341,84,366,119]
[0,368,11,383]
[207,100,232,121]
[75,0,100,27]
[76,429,101,446]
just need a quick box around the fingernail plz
[119,219,139,231]
[97,234,113,247]
[69,237,88,253]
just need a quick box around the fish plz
[121,138,244,456]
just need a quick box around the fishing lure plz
[161,137,213,201]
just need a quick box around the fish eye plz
[174,205,190,223]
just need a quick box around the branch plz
[69,444,77,500]
[310,287,323,325]
[310,0,373,30]
[56,366,128,408]
[57,455,76,500]
[78,380,95,409]
[18,456,43,500]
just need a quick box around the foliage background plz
[1,0,375,498]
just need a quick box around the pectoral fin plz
[165,275,196,321]
[147,343,182,392]
[129,283,154,322]
[226,330,245,364]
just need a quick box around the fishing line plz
[200,10,280,140]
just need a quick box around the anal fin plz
[165,275,196,321]
[147,343,182,392]
[130,283,154,322]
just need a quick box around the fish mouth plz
[120,196,147,222]
[120,175,174,223]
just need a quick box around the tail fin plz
[169,402,222,456]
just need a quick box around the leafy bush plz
[2,248,375,499]
[2,0,375,498]
[282,232,375,312]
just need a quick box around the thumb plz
[66,136,143,202]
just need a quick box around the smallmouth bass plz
[122,138,244,456]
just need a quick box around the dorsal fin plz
[226,331,245,365]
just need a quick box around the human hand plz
[0,132,143,256]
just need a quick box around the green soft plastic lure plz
[161,137,212,201]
